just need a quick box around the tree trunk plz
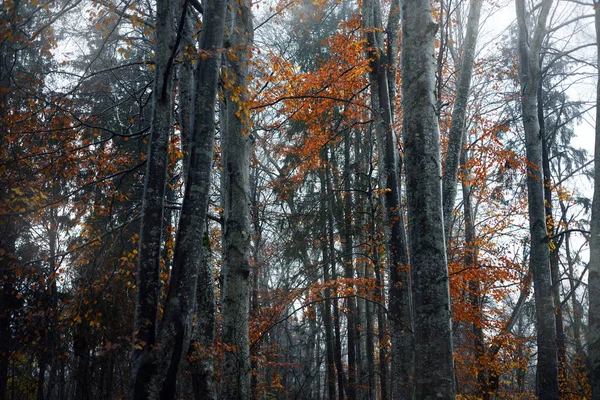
[190,230,217,400]
[539,82,567,381]
[177,12,195,183]
[362,0,414,397]
[461,149,487,397]
[0,234,15,400]
[515,0,559,398]
[342,130,358,400]
[132,0,226,397]
[220,0,253,396]
[325,152,347,400]
[441,0,483,240]
[588,2,600,398]
[131,0,176,387]
[401,0,456,396]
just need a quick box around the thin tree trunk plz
[515,0,559,397]
[539,82,567,380]
[322,239,337,400]
[461,149,487,397]
[250,166,262,400]
[0,234,16,400]
[320,162,337,400]
[220,0,253,396]
[588,2,600,398]
[401,0,456,396]
[325,152,346,400]
[441,0,484,240]
[367,171,388,400]
[178,12,194,183]
[342,130,358,400]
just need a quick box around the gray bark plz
[319,152,339,400]
[515,0,559,397]
[220,0,253,396]
[588,2,600,398]
[132,0,226,397]
[190,231,217,400]
[342,131,358,400]
[177,12,195,183]
[324,151,347,400]
[131,0,176,389]
[539,83,567,376]
[362,0,414,397]
[401,0,456,396]
[441,0,483,240]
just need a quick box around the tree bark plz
[190,231,217,400]
[220,0,253,396]
[132,0,226,397]
[325,151,347,400]
[401,0,456,396]
[362,0,414,397]
[131,0,176,387]
[588,2,600,398]
[342,130,358,400]
[515,0,559,397]
[461,148,488,397]
[539,82,567,380]
[441,0,483,240]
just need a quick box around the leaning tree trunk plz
[441,0,483,241]
[515,0,559,398]
[220,0,253,396]
[588,2,600,398]
[401,0,456,396]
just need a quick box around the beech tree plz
[515,0,560,397]
[220,0,254,396]
[402,0,456,397]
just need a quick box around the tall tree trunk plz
[220,0,253,396]
[131,0,176,386]
[515,0,559,398]
[320,160,337,400]
[342,130,358,400]
[588,2,600,398]
[322,238,337,400]
[250,166,262,400]
[367,167,389,400]
[461,149,487,397]
[539,82,567,381]
[355,129,375,400]
[132,0,226,397]
[325,152,346,400]
[441,0,484,240]
[362,0,413,397]
[401,0,456,396]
